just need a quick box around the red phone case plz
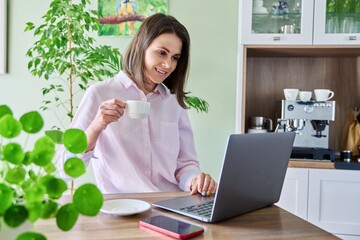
[139,216,204,239]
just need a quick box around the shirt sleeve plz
[175,108,201,191]
[55,85,100,180]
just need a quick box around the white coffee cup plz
[314,89,334,101]
[126,100,150,119]
[299,91,312,101]
[283,88,299,100]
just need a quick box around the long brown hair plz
[123,13,190,109]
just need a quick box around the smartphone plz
[139,215,204,239]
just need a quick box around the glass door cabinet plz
[314,0,360,45]
[240,0,360,45]
[240,0,314,45]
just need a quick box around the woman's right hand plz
[91,99,126,131]
[85,99,126,151]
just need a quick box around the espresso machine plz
[275,100,336,160]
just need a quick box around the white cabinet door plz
[308,169,360,237]
[276,168,309,220]
[313,0,360,45]
[240,0,314,45]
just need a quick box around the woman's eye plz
[172,56,180,61]
[157,50,166,56]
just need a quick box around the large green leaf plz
[63,128,88,154]
[4,205,28,228]
[2,143,25,164]
[0,105,12,119]
[24,184,46,203]
[19,111,44,134]
[26,202,43,223]
[31,136,56,166]
[73,183,103,216]
[22,151,33,165]
[0,184,14,216]
[0,115,22,138]
[21,179,33,193]
[56,203,79,231]
[40,175,67,199]
[44,162,56,174]
[64,157,86,178]
[5,166,26,184]
[41,200,58,219]
[45,130,63,144]
[16,231,46,240]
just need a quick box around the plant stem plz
[67,0,75,195]
[23,134,30,150]
[67,15,74,122]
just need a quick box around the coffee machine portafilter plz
[275,100,336,160]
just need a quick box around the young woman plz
[57,13,217,195]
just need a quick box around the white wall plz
[0,0,238,184]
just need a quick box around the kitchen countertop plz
[289,159,335,169]
[289,159,360,170]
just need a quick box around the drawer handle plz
[348,36,357,40]
[273,36,281,41]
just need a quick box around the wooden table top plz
[34,192,338,240]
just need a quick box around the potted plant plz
[0,104,103,240]
[24,0,122,129]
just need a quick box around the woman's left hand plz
[190,173,217,196]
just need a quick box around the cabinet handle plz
[273,36,281,41]
[348,36,357,40]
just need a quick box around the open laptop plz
[153,132,296,223]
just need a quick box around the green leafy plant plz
[24,0,122,129]
[0,105,103,240]
[185,95,209,113]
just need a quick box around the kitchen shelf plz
[246,45,360,57]
[242,45,360,152]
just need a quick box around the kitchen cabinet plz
[240,0,314,45]
[308,169,360,239]
[237,2,360,237]
[314,0,360,45]
[276,167,308,220]
[240,0,360,45]
[237,1,360,143]
[277,167,360,239]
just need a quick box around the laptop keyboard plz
[180,201,213,218]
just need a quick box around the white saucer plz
[100,199,151,216]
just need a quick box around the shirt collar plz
[117,71,170,98]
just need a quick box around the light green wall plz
[0,0,238,181]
